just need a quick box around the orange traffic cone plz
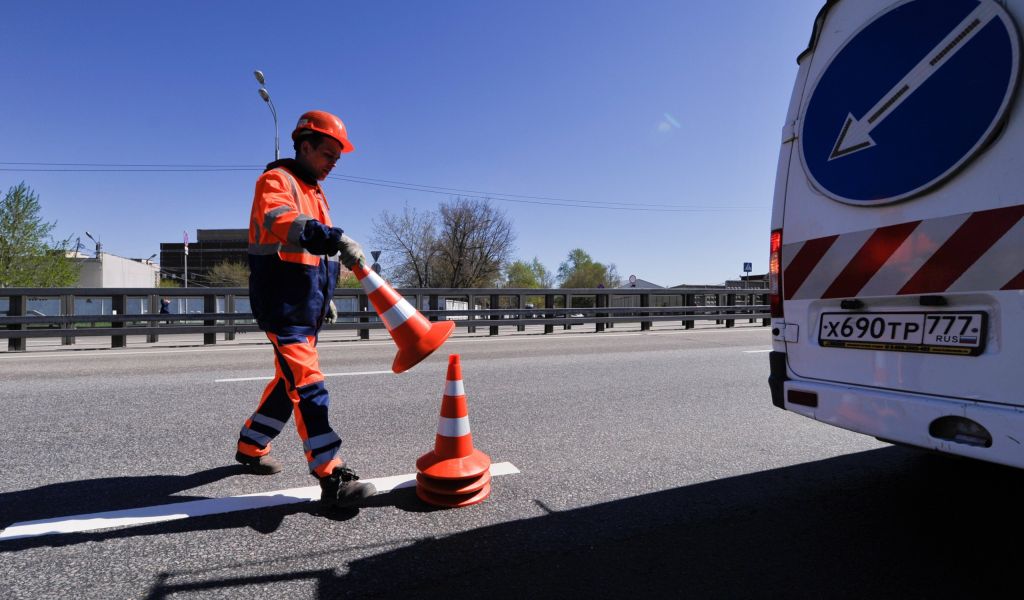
[416,354,492,507]
[351,261,455,374]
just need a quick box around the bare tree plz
[371,205,438,287]
[371,198,515,288]
[433,197,515,288]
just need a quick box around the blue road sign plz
[800,0,1020,205]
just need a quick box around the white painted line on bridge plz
[0,324,768,361]
[216,369,394,383]
[0,462,521,541]
[743,349,772,353]
[214,330,771,381]
[0,341,398,361]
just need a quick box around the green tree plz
[557,248,621,288]
[505,261,537,288]
[0,182,78,287]
[504,257,553,288]
[337,267,360,288]
[207,261,249,287]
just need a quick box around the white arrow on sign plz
[829,2,1000,161]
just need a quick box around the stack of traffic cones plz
[351,261,455,374]
[416,354,492,507]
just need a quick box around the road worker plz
[235,110,375,509]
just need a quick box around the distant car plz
[522,303,543,318]
[24,309,60,329]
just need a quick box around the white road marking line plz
[649,328,765,336]
[213,329,771,380]
[0,325,768,361]
[215,370,394,383]
[0,462,521,541]
[0,341,398,360]
[213,331,771,381]
[743,349,772,353]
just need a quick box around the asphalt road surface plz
[2,324,1023,599]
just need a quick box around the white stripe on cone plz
[437,416,471,437]
[381,299,417,330]
[359,269,385,293]
[444,380,465,397]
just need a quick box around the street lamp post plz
[145,254,158,287]
[254,70,279,160]
[84,231,102,259]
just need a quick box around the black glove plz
[298,220,346,254]
[298,221,364,268]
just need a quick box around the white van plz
[768,0,1024,467]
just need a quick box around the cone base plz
[392,320,456,374]
[416,470,491,496]
[417,482,491,508]
[416,448,491,480]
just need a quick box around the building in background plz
[726,274,768,289]
[72,252,159,288]
[159,229,247,286]
[671,273,768,290]
[618,278,664,289]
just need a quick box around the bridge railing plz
[0,286,769,351]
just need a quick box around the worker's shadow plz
[0,466,244,531]
[0,467,427,553]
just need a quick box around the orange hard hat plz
[291,110,354,153]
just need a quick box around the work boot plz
[319,465,376,509]
[235,450,283,475]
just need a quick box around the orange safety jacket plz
[248,160,341,336]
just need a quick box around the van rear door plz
[779,0,1024,406]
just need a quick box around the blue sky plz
[1,0,823,286]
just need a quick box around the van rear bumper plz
[784,379,1024,469]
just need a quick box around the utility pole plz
[183,230,189,288]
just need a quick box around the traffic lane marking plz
[213,331,770,381]
[743,349,772,353]
[0,462,521,541]
[216,370,394,383]
[0,325,768,361]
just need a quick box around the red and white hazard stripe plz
[783,204,1024,300]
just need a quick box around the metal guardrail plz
[0,286,770,351]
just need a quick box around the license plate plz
[818,311,986,356]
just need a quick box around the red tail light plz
[769,229,783,317]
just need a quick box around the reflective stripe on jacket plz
[248,165,341,336]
